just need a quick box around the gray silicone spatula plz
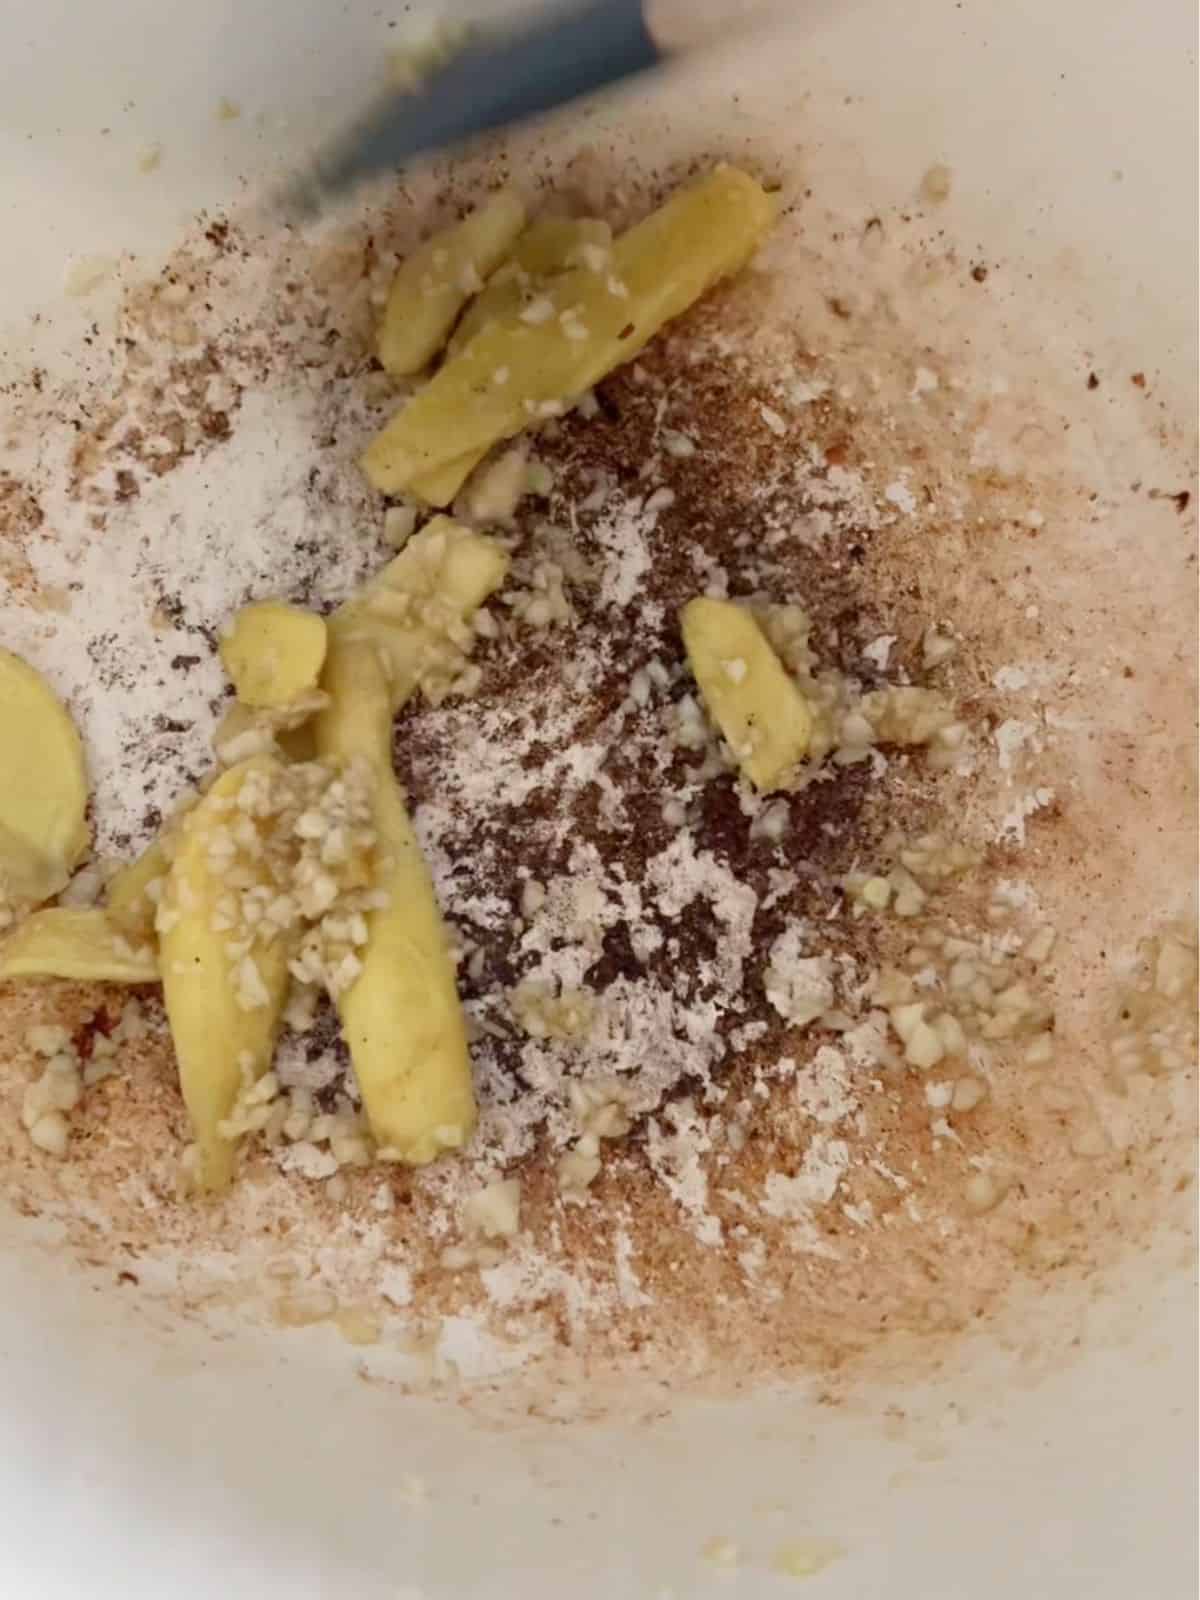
[273,0,664,222]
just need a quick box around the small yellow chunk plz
[0,907,156,983]
[0,647,90,912]
[218,600,328,709]
[159,757,292,1191]
[681,597,813,790]
[377,188,527,376]
[363,166,775,499]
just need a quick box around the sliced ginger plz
[416,218,612,506]
[363,166,775,502]
[96,522,507,1180]
[445,216,613,359]
[681,597,813,790]
[331,513,510,704]
[0,647,90,917]
[377,188,527,377]
[158,756,293,1191]
[314,517,509,1161]
[106,836,173,942]
[0,907,156,983]
[218,600,328,710]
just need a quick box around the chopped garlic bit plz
[860,685,960,750]
[20,999,148,1160]
[456,444,528,527]
[1109,924,1198,1084]
[764,927,834,1027]
[30,1112,71,1156]
[519,877,546,918]
[569,1076,634,1141]
[505,560,572,631]
[166,757,380,1018]
[510,978,597,1041]
[274,1288,338,1327]
[751,799,790,844]
[851,827,1060,1083]
[336,1306,382,1346]
[557,1144,602,1200]
[951,1075,988,1113]
[662,427,696,458]
[463,1177,521,1240]
[964,1170,1010,1214]
[749,602,964,772]
[921,625,957,669]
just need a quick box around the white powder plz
[997,786,1056,845]
[277,1142,339,1181]
[884,479,918,515]
[793,1046,859,1126]
[863,633,897,671]
[1,246,387,854]
[591,501,656,611]
[992,665,1030,693]
[842,1011,892,1070]
[994,717,1040,775]
[786,376,829,406]
[613,1226,652,1307]
[646,1097,721,1246]
[379,1263,413,1307]
[760,1135,851,1258]
[763,926,833,1026]
[435,1314,539,1379]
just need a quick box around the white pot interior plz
[0,2,1195,1596]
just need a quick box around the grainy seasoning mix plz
[0,150,1194,1402]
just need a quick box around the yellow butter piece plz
[363,166,774,496]
[681,597,813,791]
[0,647,90,913]
[0,907,157,983]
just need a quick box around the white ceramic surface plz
[0,2,1195,1597]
